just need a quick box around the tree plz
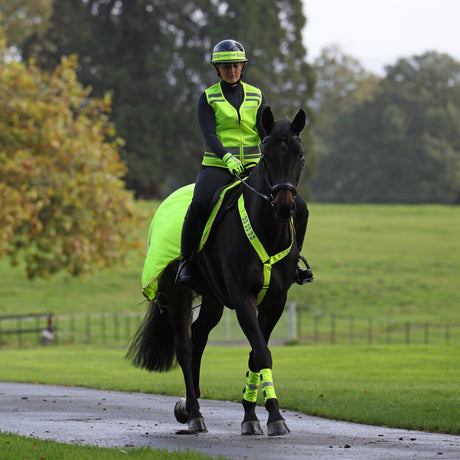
[313,51,460,203]
[0,0,52,53]
[21,0,316,197]
[310,45,380,200]
[0,33,137,278]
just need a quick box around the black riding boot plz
[176,206,200,287]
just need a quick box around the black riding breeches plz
[180,166,235,258]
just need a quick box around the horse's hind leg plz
[190,294,224,399]
[162,271,207,433]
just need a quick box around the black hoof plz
[267,419,290,436]
[174,398,188,424]
[241,420,264,435]
[188,417,207,433]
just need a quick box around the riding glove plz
[223,152,245,176]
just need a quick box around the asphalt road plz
[1,382,459,459]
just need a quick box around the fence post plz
[101,313,106,344]
[330,313,336,344]
[313,313,319,343]
[53,314,59,345]
[125,314,131,341]
[70,315,75,344]
[367,317,373,345]
[114,313,120,342]
[386,320,392,345]
[349,315,354,345]
[17,317,22,347]
[86,313,91,343]
[287,302,297,341]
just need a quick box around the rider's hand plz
[223,153,244,175]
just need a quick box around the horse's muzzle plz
[273,188,296,223]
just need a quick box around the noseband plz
[260,153,299,200]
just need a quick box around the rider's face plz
[216,62,245,84]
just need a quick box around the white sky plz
[302,0,460,74]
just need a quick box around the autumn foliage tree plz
[0,33,137,278]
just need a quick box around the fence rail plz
[0,305,458,348]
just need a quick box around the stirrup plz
[175,257,193,287]
[297,255,314,285]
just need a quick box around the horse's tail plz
[126,295,176,372]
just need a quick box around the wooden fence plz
[0,305,458,348]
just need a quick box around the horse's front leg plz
[258,296,290,436]
[241,369,264,435]
[235,298,289,436]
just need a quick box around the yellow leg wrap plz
[260,368,277,402]
[242,370,260,403]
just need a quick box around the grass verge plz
[0,432,221,460]
[1,344,458,435]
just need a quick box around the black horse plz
[127,107,307,436]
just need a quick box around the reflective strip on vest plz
[203,81,262,167]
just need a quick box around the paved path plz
[1,382,459,459]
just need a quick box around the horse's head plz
[261,107,306,223]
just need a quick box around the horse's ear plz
[262,106,276,135]
[291,109,306,135]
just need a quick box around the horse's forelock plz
[271,119,291,138]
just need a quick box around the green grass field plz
[1,203,458,323]
[0,203,459,457]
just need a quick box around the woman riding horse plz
[128,105,309,436]
[176,39,313,287]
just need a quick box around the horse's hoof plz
[241,420,264,435]
[188,417,207,433]
[267,419,290,436]
[174,398,189,424]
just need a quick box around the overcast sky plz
[302,0,460,74]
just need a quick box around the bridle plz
[234,135,303,206]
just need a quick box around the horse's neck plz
[244,172,292,254]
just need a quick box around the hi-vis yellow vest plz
[202,81,262,167]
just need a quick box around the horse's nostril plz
[274,190,295,223]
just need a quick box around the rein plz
[234,154,299,205]
[234,171,273,204]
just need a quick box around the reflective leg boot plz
[296,255,314,285]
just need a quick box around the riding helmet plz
[211,39,248,63]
